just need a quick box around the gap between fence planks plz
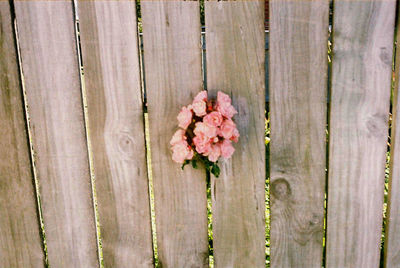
[384,5,400,267]
[77,1,154,267]
[13,1,99,267]
[269,1,329,267]
[141,1,209,267]
[205,1,266,267]
[326,1,396,267]
[0,2,44,266]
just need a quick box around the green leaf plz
[211,164,220,178]
[181,160,190,170]
[191,160,198,169]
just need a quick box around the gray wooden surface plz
[326,1,396,267]
[269,1,329,267]
[384,7,400,267]
[205,1,266,267]
[77,1,154,267]
[0,2,44,266]
[14,1,99,267]
[142,1,209,267]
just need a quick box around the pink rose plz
[192,100,207,116]
[217,91,232,105]
[193,132,211,155]
[219,119,237,139]
[204,111,223,127]
[194,90,208,102]
[217,92,237,118]
[186,149,194,160]
[221,139,235,159]
[177,106,192,129]
[194,122,217,138]
[170,129,186,146]
[171,140,194,163]
[217,103,237,119]
[208,143,221,162]
[231,128,240,143]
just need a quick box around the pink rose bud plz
[208,143,221,162]
[192,100,207,117]
[221,139,235,159]
[194,122,217,138]
[217,103,238,119]
[186,149,194,160]
[204,111,223,127]
[177,106,192,129]
[193,133,212,155]
[194,90,208,102]
[217,91,232,106]
[231,127,240,143]
[171,140,193,164]
[217,92,237,118]
[219,119,237,139]
[170,129,186,146]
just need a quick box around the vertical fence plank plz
[0,2,44,266]
[142,1,209,267]
[14,2,99,267]
[326,1,396,267]
[77,1,154,266]
[205,1,266,267]
[269,1,329,267]
[384,8,400,268]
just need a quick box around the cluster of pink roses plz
[170,91,239,173]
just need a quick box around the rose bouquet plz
[170,90,239,177]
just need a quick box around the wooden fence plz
[1,0,399,267]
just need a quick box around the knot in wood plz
[117,132,135,158]
[308,213,321,227]
[365,113,387,138]
[271,178,291,200]
[379,47,392,66]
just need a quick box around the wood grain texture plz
[142,1,209,267]
[14,2,99,267]
[269,1,329,267]
[0,2,44,267]
[205,1,266,267]
[384,7,400,268]
[326,1,396,267]
[77,1,154,267]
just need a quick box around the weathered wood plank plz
[326,1,396,267]
[384,7,400,268]
[141,1,209,267]
[0,2,44,266]
[269,1,329,267]
[205,1,266,267]
[14,2,99,267]
[77,1,154,266]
